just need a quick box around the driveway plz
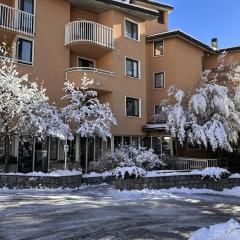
[0,184,239,240]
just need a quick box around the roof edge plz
[134,0,174,11]
[146,29,213,52]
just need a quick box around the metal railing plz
[172,157,218,170]
[65,20,114,49]
[0,3,35,36]
[65,67,114,76]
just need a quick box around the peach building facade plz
[0,0,240,172]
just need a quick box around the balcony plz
[0,3,35,36]
[65,21,114,58]
[65,67,115,94]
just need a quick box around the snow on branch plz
[159,53,240,152]
[61,73,117,140]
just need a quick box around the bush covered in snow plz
[89,152,121,173]
[113,166,146,179]
[190,219,240,240]
[192,167,230,181]
[89,145,165,173]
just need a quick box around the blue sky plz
[160,0,240,48]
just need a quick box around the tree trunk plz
[4,132,10,173]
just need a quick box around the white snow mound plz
[190,219,240,240]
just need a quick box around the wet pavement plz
[0,184,239,240]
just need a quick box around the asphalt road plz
[0,184,239,240]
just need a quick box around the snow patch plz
[190,219,240,240]
[82,171,112,178]
[1,170,82,177]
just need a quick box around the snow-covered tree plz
[161,53,240,152]
[61,73,117,140]
[0,45,69,172]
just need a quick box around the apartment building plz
[0,0,240,172]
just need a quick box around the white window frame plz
[125,56,141,79]
[154,71,165,89]
[77,56,96,68]
[153,40,164,57]
[124,17,140,42]
[13,35,34,66]
[125,96,142,118]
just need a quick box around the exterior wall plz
[146,37,204,119]
[204,51,240,69]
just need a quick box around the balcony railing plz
[65,67,114,76]
[0,3,35,36]
[65,20,114,49]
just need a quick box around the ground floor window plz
[0,137,5,164]
[143,136,172,157]
[114,136,141,150]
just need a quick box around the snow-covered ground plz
[0,170,82,177]
[190,219,240,240]
[0,184,240,240]
[83,167,235,179]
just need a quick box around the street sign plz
[64,145,69,153]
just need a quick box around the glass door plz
[18,140,33,173]
[35,138,48,173]
[18,0,34,33]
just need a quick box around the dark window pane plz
[114,136,122,149]
[158,11,164,24]
[20,0,34,14]
[78,58,94,68]
[155,72,164,88]
[143,137,151,149]
[17,39,32,64]
[154,41,164,56]
[125,20,138,40]
[132,137,139,148]
[123,136,130,145]
[155,105,162,115]
[126,97,139,117]
[50,137,58,161]
[126,58,139,78]
[152,137,162,155]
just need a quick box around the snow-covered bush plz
[192,167,230,181]
[89,145,165,173]
[113,166,146,179]
[190,219,240,240]
[160,53,240,152]
[89,152,122,173]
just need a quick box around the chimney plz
[211,38,218,50]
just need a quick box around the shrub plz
[193,167,230,181]
[89,145,166,173]
[89,152,121,173]
[113,166,146,179]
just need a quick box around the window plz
[132,137,139,148]
[16,38,33,64]
[78,57,95,68]
[154,41,164,56]
[50,137,58,161]
[19,0,34,14]
[187,143,201,150]
[155,72,165,88]
[126,97,140,117]
[158,10,164,24]
[154,105,163,115]
[125,19,139,41]
[126,57,139,78]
